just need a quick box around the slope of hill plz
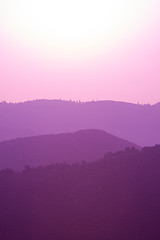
[0,129,139,170]
[0,126,39,142]
[0,145,160,240]
[0,99,160,145]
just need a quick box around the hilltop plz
[0,99,159,145]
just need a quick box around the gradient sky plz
[0,0,160,104]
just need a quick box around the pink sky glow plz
[0,0,160,104]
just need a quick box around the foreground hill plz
[0,129,138,170]
[0,100,160,145]
[0,145,160,240]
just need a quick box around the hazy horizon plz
[1,98,160,105]
[1,0,160,104]
[0,1,160,239]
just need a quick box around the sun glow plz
[1,0,152,58]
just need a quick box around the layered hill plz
[0,100,160,145]
[0,126,38,142]
[0,145,160,240]
[0,129,139,170]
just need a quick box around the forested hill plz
[0,129,139,170]
[0,100,160,145]
[0,145,160,240]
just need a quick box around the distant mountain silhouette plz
[0,99,160,145]
[0,129,139,170]
[0,126,39,142]
[0,145,160,240]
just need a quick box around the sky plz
[0,0,160,104]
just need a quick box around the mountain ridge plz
[0,145,160,240]
[0,99,160,145]
[0,129,139,170]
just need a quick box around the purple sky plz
[0,0,160,104]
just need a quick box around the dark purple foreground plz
[0,145,160,240]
